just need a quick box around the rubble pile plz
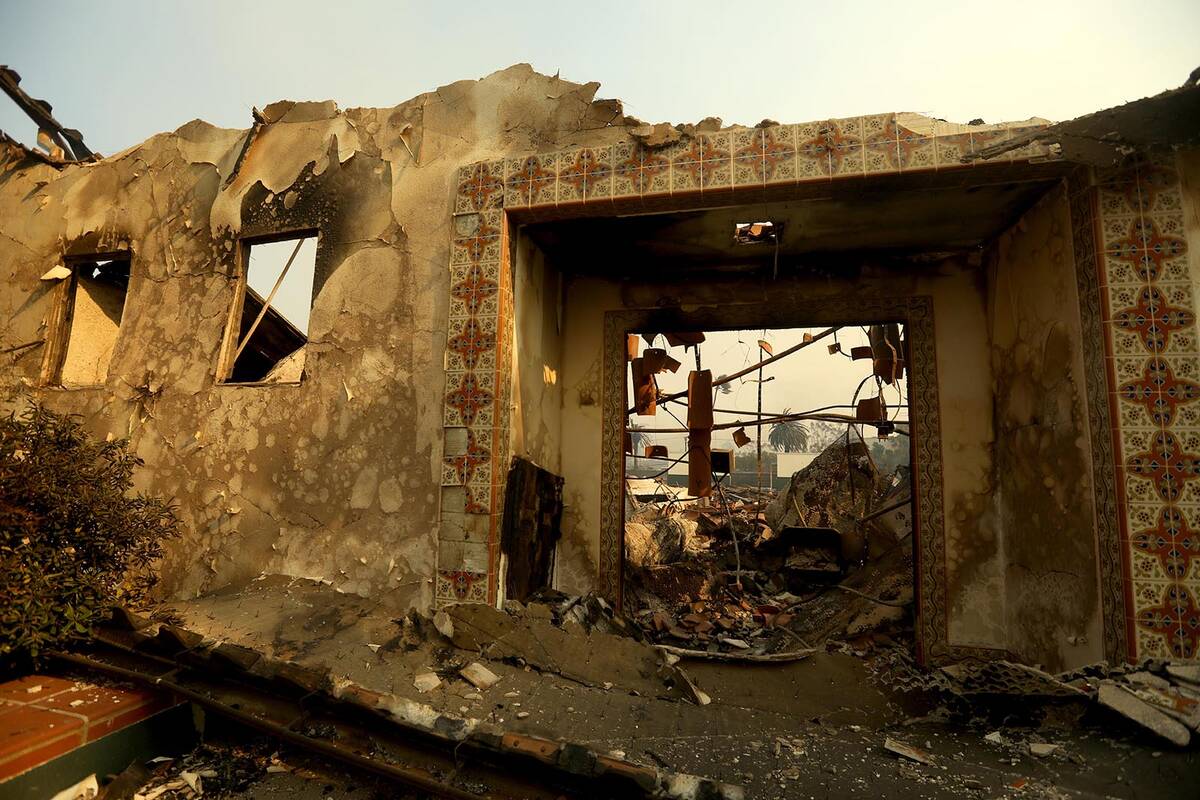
[1070,661,1200,746]
[123,741,275,799]
[623,439,915,656]
[763,439,881,564]
[870,647,1200,748]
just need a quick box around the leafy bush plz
[0,403,179,665]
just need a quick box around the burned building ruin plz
[3,64,1200,682]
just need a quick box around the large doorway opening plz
[621,323,915,655]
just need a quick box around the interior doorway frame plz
[600,298,963,663]
[440,133,1132,665]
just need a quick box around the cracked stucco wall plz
[510,232,564,476]
[0,65,629,611]
[986,184,1101,671]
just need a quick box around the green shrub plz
[0,403,179,666]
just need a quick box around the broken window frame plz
[217,228,319,386]
[39,251,133,388]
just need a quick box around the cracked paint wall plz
[510,232,564,476]
[987,185,1102,671]
[0,65,626,611]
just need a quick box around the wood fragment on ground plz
[654,644,816,663]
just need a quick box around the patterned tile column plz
[436,160,512,606]
[1092,154,1200,660]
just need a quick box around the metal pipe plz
[629,412,910,434]
[629,326,840,413]
[857,495,913,524]
[756,338,766,503]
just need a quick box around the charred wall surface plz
[987,184,1102,671]
[544,254,1003,654]
[0,66,631,609]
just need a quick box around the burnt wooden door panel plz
[501,457,564,602]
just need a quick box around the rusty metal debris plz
[686,369,714,498]
[636,327,840,413]
[733,222,782,246]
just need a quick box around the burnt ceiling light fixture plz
[734,220,786,278]
[733,221,782,246]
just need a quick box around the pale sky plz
[245,237,318,333]
[2,1,1198,157]
[630,327,909,465]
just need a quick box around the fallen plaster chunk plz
[433,610,453,639]
[377,692,477,740]
[883,737,934,765]
[1098,682,1190,746]
[460,662,500,690]
[366,643,382,653]
[661,773,746,800]
[180,770,202,793]
[50,774,98,800]
[1167,664,1200,687]
[1127,670,1170,690]
[413,672,441,693]
[40,265,71,281]
[984,731,1005,745]
[629,122,683,149]
[1029,742,1059,757]
[668,664,711,706]
[1124,683,1200,730]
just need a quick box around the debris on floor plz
[459,661,500,690]
[14,572,1198,799]
[1097,681,1192,746]
[883,736,935,765]
[623,438,915,660]
[54,605,744,800]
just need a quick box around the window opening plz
[224,233,317,384]
[46,255,131,387]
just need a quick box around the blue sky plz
[2,0,1198,157]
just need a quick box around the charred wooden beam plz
[0,65,94,161]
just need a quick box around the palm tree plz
[768,409,809,453]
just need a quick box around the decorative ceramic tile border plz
[437,160,512,605]
[499,117,1050,214]
[1068,168,1130,664]
[1084,154,1200,661]
[436,114,1056,613]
